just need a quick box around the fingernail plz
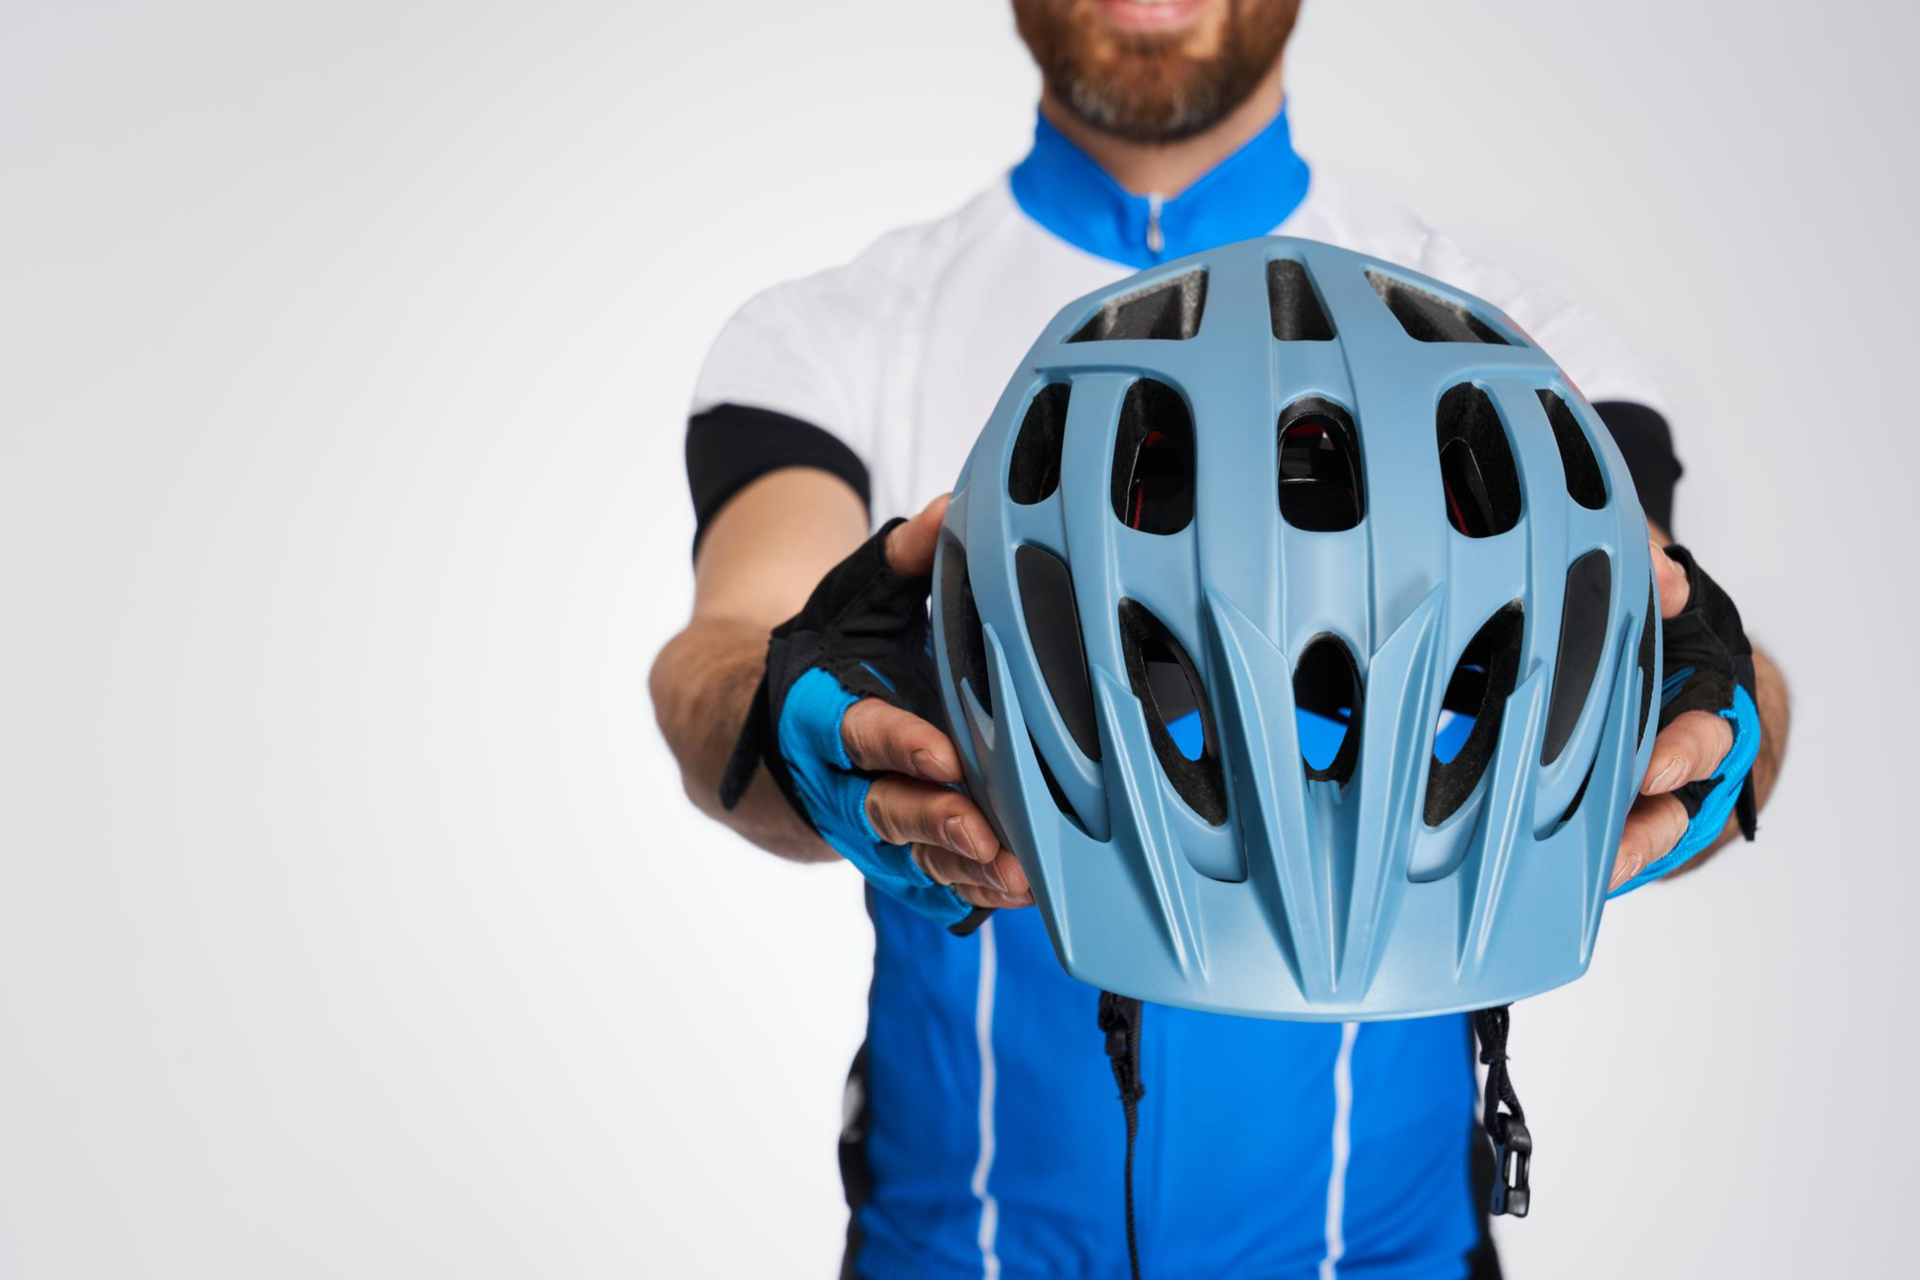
[979,860,1008,893]
[1647,757,1682,793]
[912,749,956,783]
[1609,859,1637,892]
[945,816,980,862]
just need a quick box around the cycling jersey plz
[685,106,1681,1280]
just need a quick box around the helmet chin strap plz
[1097,992,1147,1280]
[1473,1006,1532,1218]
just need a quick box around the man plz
[652,1,1791,1274]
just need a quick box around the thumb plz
[1652,539,1691,619]
[885,493,950,577]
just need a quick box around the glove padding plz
[1609,545,1761,897]
[719,519,975,926]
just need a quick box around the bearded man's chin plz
[1015,1,1299,145]
[1062,51,1242,144]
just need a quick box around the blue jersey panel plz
[854,896,1480,1279]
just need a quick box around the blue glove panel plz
[1607,684,1762,898]
[778,667,973,925]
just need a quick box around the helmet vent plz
[1635,581,1657,749]
[1425,602,1525,826]
[1016,545,1100,760]
[1069,269,1207,342]
[938,534,992,719]
[1110,379,1196,535]
[1550,757,1597,834]
[1029,729,1087,833]
[1367,271,1511,345]
[1278,398,1365,532]
[1118,599,1227,825]
[1437,383,1522,538]
[1008,383,1070,505]
[1542,550,1612,765]
[1293,635,1362,784]
[1539,390,1607,510]
[1266,259,1335,341]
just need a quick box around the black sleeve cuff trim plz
[1592,400,1683,535]
[685,403,872,557]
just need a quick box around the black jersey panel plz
[1592,400,1683,535]
[686,403,872,556]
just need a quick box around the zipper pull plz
[1146,193,1164,257]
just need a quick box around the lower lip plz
[1097,0,1210,32]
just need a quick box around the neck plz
[1038,59,1286,199]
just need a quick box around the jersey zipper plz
[1146,193,1165,257]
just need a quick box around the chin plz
[1015,0,1297,143]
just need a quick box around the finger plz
[883,493,950,577]
[865,774,1001,864]
[913,844,1027,896]
[1651,539,1690,618]
[843,697,960,783]
[1641,709,1735,794]
[1610,792,1690,891]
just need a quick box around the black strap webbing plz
[1097,991,1146,1280]
[1472,1005,1532,1218]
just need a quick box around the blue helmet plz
[933,235,1660,1021]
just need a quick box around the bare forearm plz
[649,617,836,863]
[650,468,871,862]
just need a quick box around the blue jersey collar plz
[1009,105,1310,269]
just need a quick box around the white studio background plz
[1,2,1912,1277]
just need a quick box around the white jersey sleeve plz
[691,277,875,458]
[682,263,897,551]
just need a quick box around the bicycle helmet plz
[933,235,1661,1022]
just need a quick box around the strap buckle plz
[1488,1113,1532,1218]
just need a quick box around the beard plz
[1012,0,1301,144]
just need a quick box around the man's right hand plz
[719,495,1032,925]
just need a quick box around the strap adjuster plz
[1488,1113,1532,1218]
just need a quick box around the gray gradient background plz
[2,2,1914,1276]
